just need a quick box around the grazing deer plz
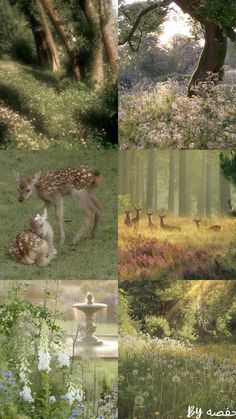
[147,211,156,229]
[9,211,56,266]
[13,166,102,245]
[131,207,142,225]
[194,218,202,228]
[158,214,181,231]
[208,224,222,232]
[124,210,132,227]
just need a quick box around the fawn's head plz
[13,171,41,202]
[159,214,166,220]
[147,211,153,217]
[30,210,49,239]
[125,210,132,216]
[194,218,202,226]
[135,207,142,213]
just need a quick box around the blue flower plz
[4,371,13,377]
[8,379,16,385]
[72,412,80,417]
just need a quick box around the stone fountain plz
[73,292,107,346]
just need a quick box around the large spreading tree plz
[119,0,236,94]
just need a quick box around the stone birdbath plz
[73,292,107,346]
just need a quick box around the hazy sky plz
[125,1,191,45]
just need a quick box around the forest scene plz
[119,0,236,149]
[0,0,117,150]
[119,280,236,419]
[0,150,117,280]
[119,150,236,280]
[0,280,118,418]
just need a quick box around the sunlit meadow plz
[119,335,236,419]
[119,215,236,280]
[119,77,236,149]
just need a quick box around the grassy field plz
[119,215,236,280]
[0,60,116,149]
[119,336,236,419]
[0,150,117,280]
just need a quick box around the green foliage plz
[220,152,236,188]
[197,0,236,30]
[145,315,171,338]
[118,290,137,335]
[11,38,36,65]
[118,195,132,213]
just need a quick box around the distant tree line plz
[119,151,235,218]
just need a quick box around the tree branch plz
[119,0,171,46]
[224,26,236,42]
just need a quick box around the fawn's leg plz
[53,198,65,246]
[72,189,96,243]
[90,194,102,239]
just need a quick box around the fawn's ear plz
[32,171,41,184]
[13,170,21,183]
[42,207,48,220]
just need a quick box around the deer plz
[208,224,222,232]
[131,207,142,225]
[124,210,132,227]
[158,214,181,231]
[9,210,56,266]
[147,211,156,229]
[13,165,102,245]
[194,218,202,229]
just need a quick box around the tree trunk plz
[179,151,188,216]
[205,158,212,218]
[79,0,104,86]
[41,0,84,80]
[146,150,155,210]
[197,151,206,217]
[219,171,231,214]
[34,0,60,71]
[174,1,228,95]
[98,0,117,74]
[168,150,175,214]
[135,152,141,206]
[188,23,227,95]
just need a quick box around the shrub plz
[11,38,36,65]
[145,316,171,338]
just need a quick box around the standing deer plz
[124,210,132,227]
[147,211,156,229]
[158,215,181,231]
[13,166,102,245]
[9,210,56,266]
[131,207,142,225]
[194,218,202,228]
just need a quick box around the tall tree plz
[178,151,188,216]
[197,151,206,217]
[98,0,117,74]
[205,155,212,218]
[168,151,175,214]
[146,150,155,210]
[41,0,84,80]
[35,0,60,71]
[219,171,231,214]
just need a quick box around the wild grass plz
[119,335,236,419]
[119,78,236,149]
[0,59,116,149]
[0,150,118,280]
[119,215,236,279]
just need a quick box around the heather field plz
[119,216,236,280]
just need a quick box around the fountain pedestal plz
[73,292,107,346]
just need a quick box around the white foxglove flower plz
[38,348,51,372]
[20,386,34,403]
[49,396,56,403]
[58,352,70,368]
[64,385,84,405]
[19,371,26,382]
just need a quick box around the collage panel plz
[119,279,236,418]
[0,279,118,418]
[0,149,117,280]
[119,150,236,281]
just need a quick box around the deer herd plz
[124,207,222,232]
[9,165,102,267]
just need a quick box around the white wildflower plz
[19,386,34,403]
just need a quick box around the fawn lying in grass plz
[9,210,56,267]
